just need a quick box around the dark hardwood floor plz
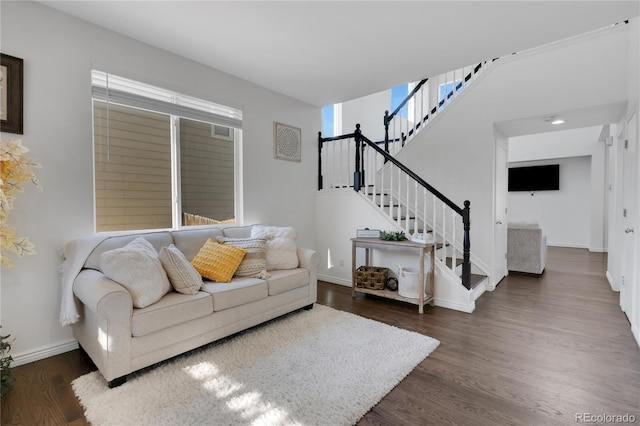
[2,247,638,425]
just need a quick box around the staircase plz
[317,61,495,312]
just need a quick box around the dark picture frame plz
[1,53,24,134]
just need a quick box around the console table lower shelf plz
[351,237,435,314]
[353,286,435,310]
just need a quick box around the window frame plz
[91,70,243,233]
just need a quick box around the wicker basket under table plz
[355,266,389,290]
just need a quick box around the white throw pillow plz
[100,237,171,308]
[159,244,203,294]
[250,226,298,270]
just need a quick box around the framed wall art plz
[0,53,24,134]
[274,122,301,162]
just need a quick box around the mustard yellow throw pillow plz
[191,239,246,283]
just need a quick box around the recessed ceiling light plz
[543,116,566,125]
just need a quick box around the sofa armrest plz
[297,248,320,305]
[73,269,133,319]
[72,269,133,382]
[297,247,320,273]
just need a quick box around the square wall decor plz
[0,53,24,134]
[274,122,301,162]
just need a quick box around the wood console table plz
[351,237,435,314]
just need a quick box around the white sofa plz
[64,225,319,387]
[507,222,547,275]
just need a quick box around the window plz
[91,71,242,232]
[322,105,334,137]
[391,84,409,118]
[438,80,462,106]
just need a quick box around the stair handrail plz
[383,61,487,153]
[354,124,472,289]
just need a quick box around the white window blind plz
[91,70,243,129]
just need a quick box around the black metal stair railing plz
[318,124,472,290]
[383,61,488,153]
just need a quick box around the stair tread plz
[467,273,487,289]
[445,257,464,268]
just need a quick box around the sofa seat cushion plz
[132,291,213,337]
[201,279,268,312]
[267,268,309,296]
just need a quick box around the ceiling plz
[40,1,639,108]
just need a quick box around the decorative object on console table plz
[379,230,407,241]
[356,228,380,238]
[385,276,398,291]
[355,266,389,290]
[273,121,301,162]
[0,53,23,134]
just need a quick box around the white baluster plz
[413,91,417,141]
[441,201,446,263]
[379,157,385,211]
[420,86,424,134]
[451,210,457,275]
[397,167,402,228]
[392,119,396,156]
[413,181,418,236]
[405,174,410,235]
[330,141,335,188]
[423,188,427,241]
[389,163,394,218]
[432,192,436,246]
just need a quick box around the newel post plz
[383,110,390,154]
[317,131,323,191]
[353,124,362,191]
[462,200,471,290]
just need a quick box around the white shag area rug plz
[73,304,439,426]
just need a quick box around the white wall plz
[0,1,320,363]
[317,189,429,285]
[387,23,630,272]
[508,126,606,250]
[508,156,591,248]
[340,89,389,141]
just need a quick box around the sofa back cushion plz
[171,228,225,261]
[85,232,173,271]
[221,225,253,239]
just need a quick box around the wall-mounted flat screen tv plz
[508,164,559,192]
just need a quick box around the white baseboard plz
[633,322,640,349]
[318,274,351,287]
[434,298,475,313]
[588,247,607,253]
[547,242,589,249]
[606,270,620,292]
[11,339,78,367]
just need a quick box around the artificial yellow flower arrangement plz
[0,139,41,269]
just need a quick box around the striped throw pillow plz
[217,236,270,279]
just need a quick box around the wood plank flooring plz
[2,247,638,425]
